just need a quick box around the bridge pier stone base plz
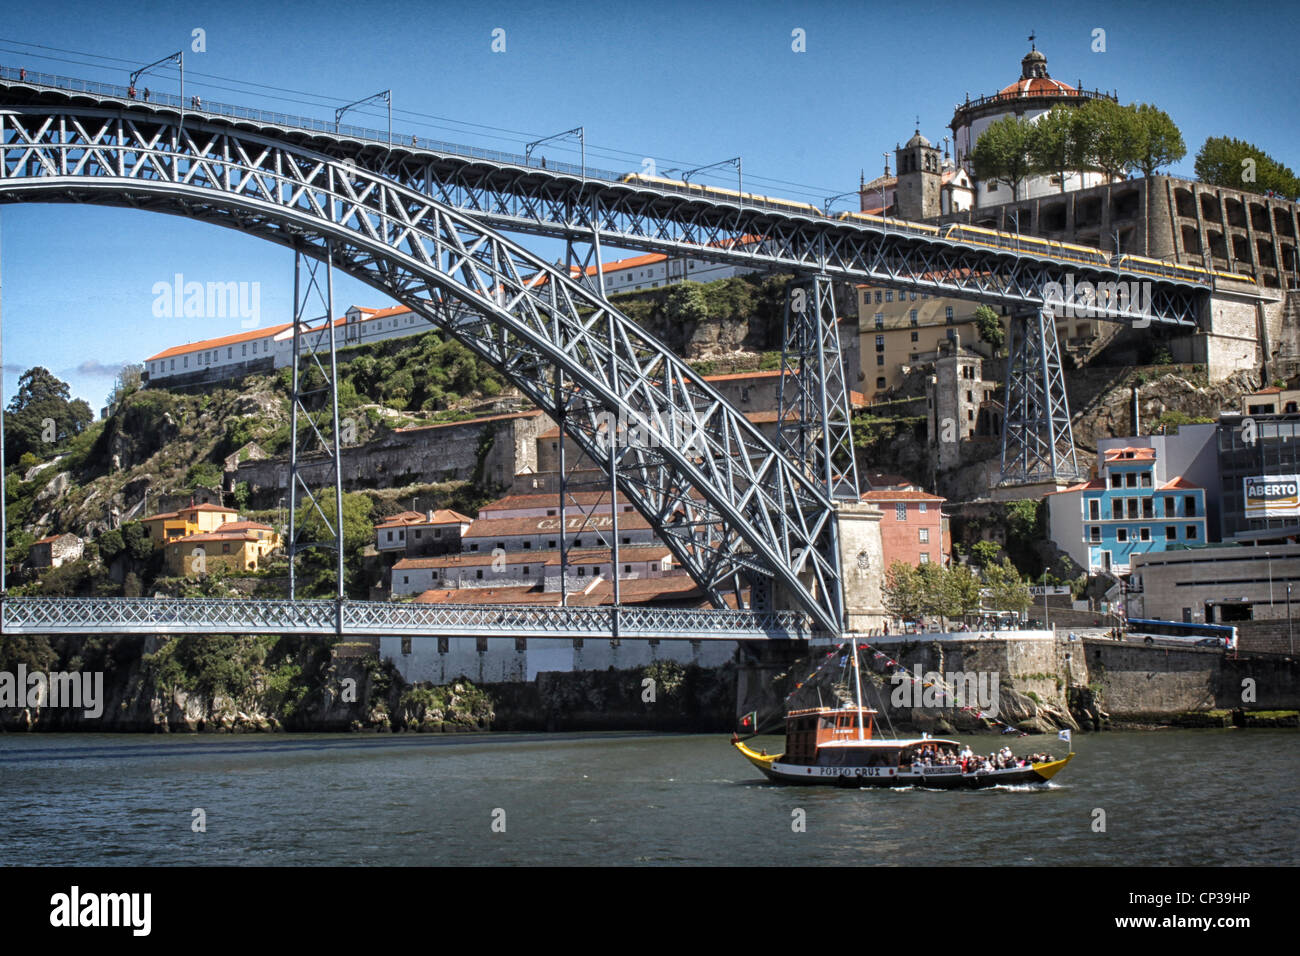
[834,501,886,633]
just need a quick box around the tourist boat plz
[731,643,1074,789]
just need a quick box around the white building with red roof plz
[950,43,1119,207]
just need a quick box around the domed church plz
[950,39,1118,207]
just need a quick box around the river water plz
[1,729,1295,866]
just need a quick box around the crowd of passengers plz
[908,743,1054,773]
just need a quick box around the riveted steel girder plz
[999,309,1084,484]
[0,105,845,633]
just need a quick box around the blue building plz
[1047,446,1209,575]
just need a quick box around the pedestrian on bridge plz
[128,85,136,99]
[143,87,150,102]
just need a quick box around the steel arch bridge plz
[0,100,854,633]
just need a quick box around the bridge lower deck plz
[0,597,810,641]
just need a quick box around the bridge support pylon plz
[999,307,1084,486]
[777,274,860,500]
[286,245,346,606]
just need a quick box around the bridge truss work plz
[0,73,1219,637]
[0,97,848,633]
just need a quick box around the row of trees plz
[970,99,1186,203]
[883,557,1032,624]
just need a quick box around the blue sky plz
[2,0,1297,407]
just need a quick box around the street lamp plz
[1266,550,1274,605]
[1289,584,1295,655]
[335,90,392,145]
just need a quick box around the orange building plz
[164,520,281,577]
[862,487,948,568]
[141,502,240,545]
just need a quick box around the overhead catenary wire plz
[0,36,848,201]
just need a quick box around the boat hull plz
[733,740,1074,789]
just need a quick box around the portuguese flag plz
[738,711,758,731]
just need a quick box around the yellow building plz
[857,285,1100,398]
[164,521,282,577]
[858,285,995,396]
[141,503,241,545]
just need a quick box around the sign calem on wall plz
[1243,475,1300,518]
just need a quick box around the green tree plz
[973,305,1004,355]
[968,539,1003,569]
[970,115,1037,204]
[938,563,983,620]
[883,560,924,623]
[1074,97,1139,182]
[1194,136,1300,200]
[1130,104,1186,254]
[664,282,710,328]
[2,367,94,462]
[983,557,1031,614]
[1029,107,1090,193]
[1130,104,1186,178]
[292,492,375,597]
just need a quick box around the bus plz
[1124,618,1238,649]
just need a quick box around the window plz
[1165,496,1177,516]
[1089,500,1100,520]
[1185,496,1196,515]
[946,329,956,341]
[1127,500,1138,519]
[1125,473,1137,488]
[548,540,557,549]
[476,569,483,579]
[227,348,233,359]
[877,354,885,366]
[1110,474,1121,488]
[918,502,927,513]
[1116,529,1128,542]
[945,306,954,322]
[919,528,929,543]
[875,334,885,347]
[876,377,887,389]
[574,539,582,548]
[1089,526,1101,542]
[919,553,930,564]
[1140,527,1150,541]
[401,637,412,655]
[909,309,918,325]
[875,290,883,304]
[1166,526,1177,541]
[242,344,247,356]
[896,503,907,520]
[523,567,530,575]
[496,542,504,550]
[402,575,409,585]
[1140,472,1152,488]
[874,313,885,329]
[387,531,393,542]
[1186,525,1198,539]
[911,331,919,342]
[885,290,893,302]
[910,291,917,301]
[1112,501,1123,520]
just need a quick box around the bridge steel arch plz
[0,104,847,633]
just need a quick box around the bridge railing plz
[0,596,810,640]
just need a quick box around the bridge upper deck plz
[0,66,1215,325]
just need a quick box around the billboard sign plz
[1243,475,1300,518]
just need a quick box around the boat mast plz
[849,640,866,740]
